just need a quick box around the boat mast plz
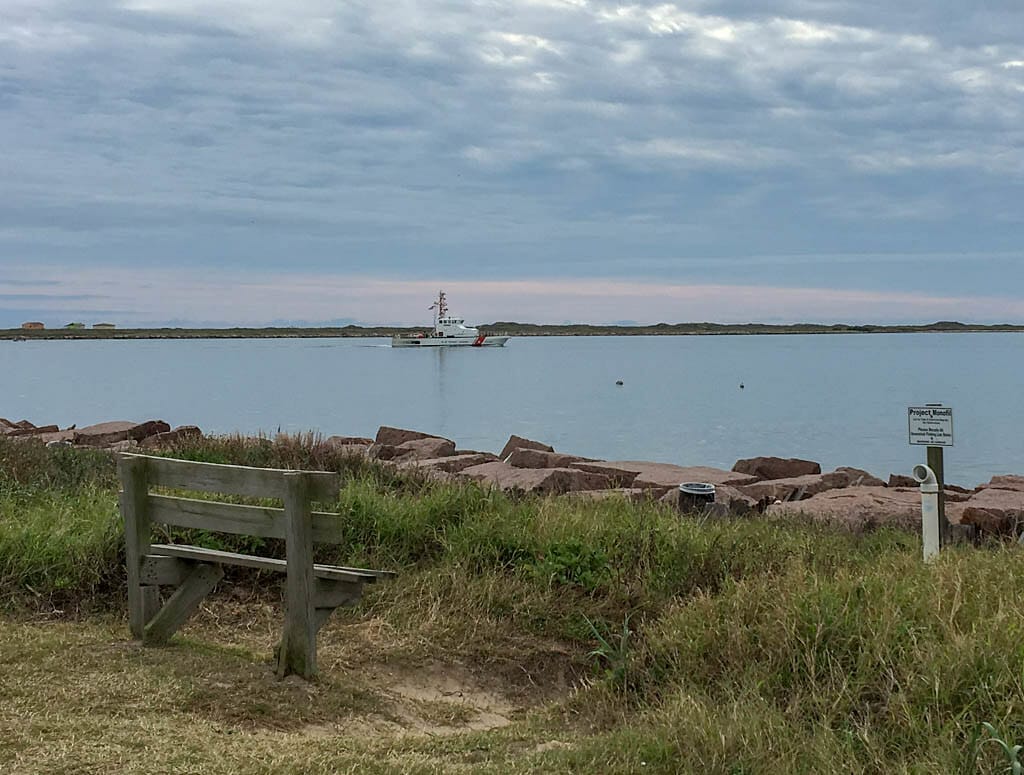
[429,290,448,334]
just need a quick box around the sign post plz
[908,405,953,548]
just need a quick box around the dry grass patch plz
[0,612,576,775]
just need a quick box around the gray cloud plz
[0,0,1021,321]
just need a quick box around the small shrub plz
[533,540,612,592]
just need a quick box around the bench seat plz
[150,544,395,584]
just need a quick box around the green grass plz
[1,435,1022,773]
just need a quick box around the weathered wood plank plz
[147,494,346,544]
[150,544,380,583]
[140,554,193,586]
[121,453,339,502]
[143,563,224,645]
[120,457,159,638]
[278,473,317,678]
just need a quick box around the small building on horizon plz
[21,321,45,330]
[92,322,116,329]
[64,322,85,329]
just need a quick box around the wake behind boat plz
[391,291,509,348]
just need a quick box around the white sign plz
[908,406,954,447]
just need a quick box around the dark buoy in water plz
[739,382,745,389]
[615,380,624,386]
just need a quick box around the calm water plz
[2,333,1022,486]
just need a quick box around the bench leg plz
[276,579,363,674]
[143,563,224,645]
[278,473,317,679]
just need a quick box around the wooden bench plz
[118,453,394,678]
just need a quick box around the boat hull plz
[391,335,509,348]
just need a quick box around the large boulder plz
[140,425,203,450]
[459,462,610,496]
[375,426,443,446]
[35,430,77,445]
[581,462,757,496]
[733,456,821,480]
[507,448,587,469]
[888,474,917,488]
[1,419,34,435]
[73,420,170,447]
[566,461,639,487]
[368,443,407,461]
[950,487,1024,535]
[740,471,856,503]
[498,434,554,460]
[984,475,1024,493]
[767,486,924,530]
[394,436,456,461]
[401,452,500,474]
[834,467,886,487]
[6,424,59,437]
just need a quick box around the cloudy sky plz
[1,0,1022,326]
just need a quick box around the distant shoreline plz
[3,321,1023,341]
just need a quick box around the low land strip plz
[4,320,1024,340]
[2,434,1023,773]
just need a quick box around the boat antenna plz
[437,291,447,319]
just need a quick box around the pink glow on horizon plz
[2,266,1022,326]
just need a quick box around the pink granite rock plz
[140,425,203,449]
[740,471,854,503]
[459,461,609,495]
[507,448,588,469]
[499,434,554,460]
[767,486,924,530]
[400,452,500,474]
[73,420,170,447]
[368,443,409,461]
[888,474,917,488]
[34,430,77,445]
[375,426,443,446]
[395,436,456,460]
[834,467,885,487]
[565,461,639,487]
[583,462,757,496]
[984,475,1024,493]
[7,424,59,437]
[952,487,1024,535]
[733,456,821,480]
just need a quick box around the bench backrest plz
[118,453,343,543]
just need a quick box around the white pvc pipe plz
[913,464,940,561]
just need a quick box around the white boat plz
[391,291,510,348]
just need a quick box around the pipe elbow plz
[912,464,939,492]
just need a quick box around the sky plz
[1,0,1022,327]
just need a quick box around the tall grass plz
[2,434,1022,772]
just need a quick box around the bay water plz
[2,333,1021,486]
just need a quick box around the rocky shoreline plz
[4,417,1022,539]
